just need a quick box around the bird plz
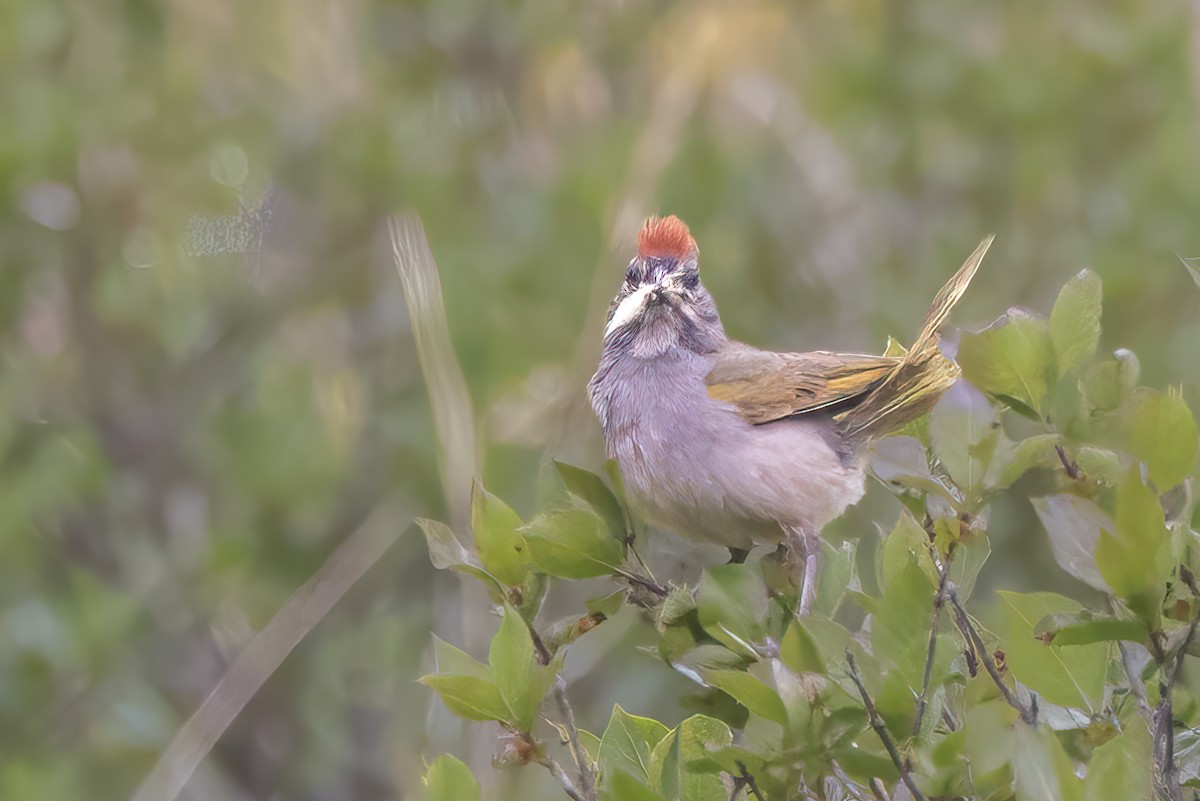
[588,215,993,615]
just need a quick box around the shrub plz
[421,270,1199,801]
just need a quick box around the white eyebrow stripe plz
[604,283,654,338]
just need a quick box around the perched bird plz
[588,216,992,614]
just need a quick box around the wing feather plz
[705,345,900,424]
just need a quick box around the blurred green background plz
[4,0,1199,799]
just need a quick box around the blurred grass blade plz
[131,504,408,801]
[389,213,478,529]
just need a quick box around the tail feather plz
[838,235,994,439]
[910,234,995,355]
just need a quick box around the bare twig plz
[1154,597,1200,801]
[529,625,554,667]
[613,568,670,598]
[1055,444,1082,480]
[845,651,927,801]
[947,586,1037,725]
[537,756,586,801]
[734,760,765,801]
[553,676,597,801]
[912,544,955,736]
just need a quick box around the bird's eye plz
[625,266,639,286]
[680,271,699,290]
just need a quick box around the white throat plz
[604,284,655,338]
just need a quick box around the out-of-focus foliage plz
[3,0,1198,799]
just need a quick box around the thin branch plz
[553,676,598,801]
[869,777,892,801]
[912,544,955,736]
[529,625,554,667]
[1055,444,1082,480]
[734,760,765,801]
[947,586,1038,725]
[845,651,927,801]
[1154,596,1200,801]
[537,756,586,801]
[612,567,670,599]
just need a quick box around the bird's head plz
[602,215,725,357]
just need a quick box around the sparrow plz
[588,216,992,614]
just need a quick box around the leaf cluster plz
[420,271,1199,801]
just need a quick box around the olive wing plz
[705,345,900,425]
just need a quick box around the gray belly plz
[613,402,866,550]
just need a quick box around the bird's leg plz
[727,547,750,565]
[796,527,820,616]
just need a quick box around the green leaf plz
[702,669,788,725]
[587,589,628,617]
[1032,611,1149,647]
[432,635,489,679]
[992,434,1064,489]
[489,608,558,731]
[416,518,502,594]
[1079,361,1123,413]
[869,436,957,503]
[1030,495,1113,592]
[424,754,479,801]
[929,381,1001,496]
[605,770,668,801]
[959,311,1054,417]
[599,705,671,783]
[813,540,856,617]
[859,561,938,686]
[997,591,1106,711]
[471,482,529,585]
[1130,389,1198,490]
[1083,717,1151,801]
[779,619,826,675]
[1049,269,1102,374]
[522,507,625,578]
[695,565,768,657]
[684,747,766,783]
[1096,469,1169,626]
[419,674,510,722]
[651,714,733,801]
[1012,723,1083,801]
[555,460,628,539]
[877,508,937,592]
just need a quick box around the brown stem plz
[733,760,765,801]
[1054,444,1082,480]
[1154,597,1200,801]
[615,568,670,598]
[912,544,955,736]
[529,625,553,667]
[553,676,598,801]
[947,587,1037,725]
[537,756,586,801]
[845,651,927,801]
